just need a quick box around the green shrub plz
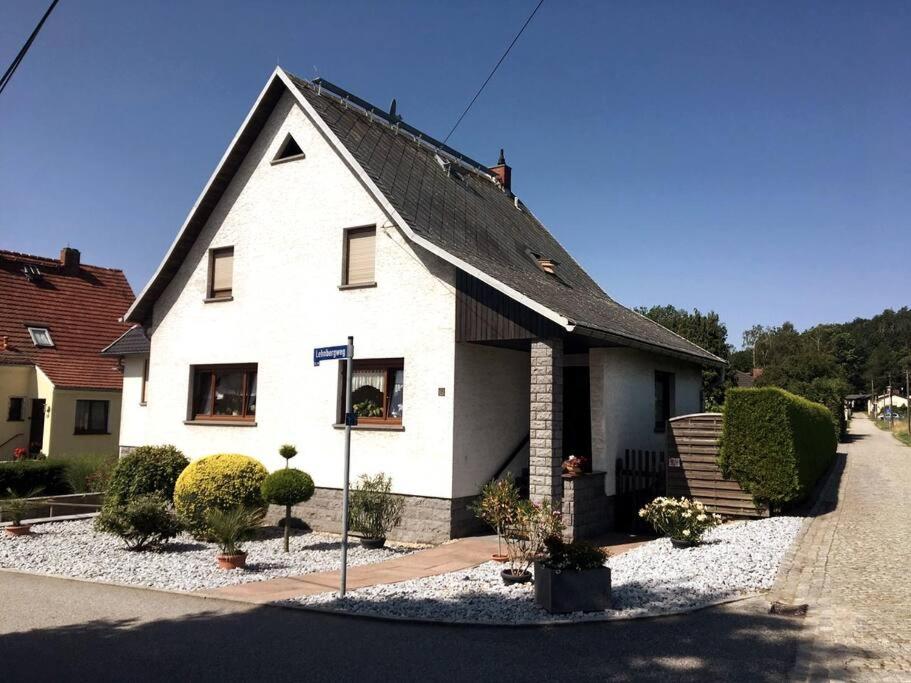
[104,445,189,508]
[0,461,71,496]
[206,506,265,556]
[173,454,267,539]
[719,387,837,506]
[58,453,118,493]
[348,473,404,540]
[94,493,181,550]
[542,537,608,571]
[261,469,315,507]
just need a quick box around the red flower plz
[13,447,27,461]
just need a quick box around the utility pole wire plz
[442,0,545,144]
[0,0,61,97]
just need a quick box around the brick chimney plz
[490,148,512,194]
[60,247,80,274]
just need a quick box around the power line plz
[0,0,61,97]
[442,0,545,144]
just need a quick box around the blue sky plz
[1,1,908,347]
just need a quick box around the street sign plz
[313,345,349,366]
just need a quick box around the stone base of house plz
[562,472,614,541]
[268,487,485,545]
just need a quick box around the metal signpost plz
[313,336,355,597]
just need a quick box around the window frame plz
[189,363,257,423]
[654,371,675,433]
[140,357,149,406]
[7,397,24,422]
[340,226,377,288]
[27,326,54,347]
[206,246,234,301]
[74,399,110,435]
[340,358,404,425]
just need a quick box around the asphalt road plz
[0,571,805,682]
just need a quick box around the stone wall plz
[562,472,613,541]
[529,338,563,504]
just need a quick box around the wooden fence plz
[666,413,768,518]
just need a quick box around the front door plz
[28,399,45,454]
[563,367,592,460]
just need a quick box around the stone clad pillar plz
[529,338,563,505]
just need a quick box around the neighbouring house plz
[869,391,909,416]
[0,248,134,460]
[106,69,724,543]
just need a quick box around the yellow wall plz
[46,386,123,458]
[0,365,37,458]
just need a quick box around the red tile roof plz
[0,249,134,390]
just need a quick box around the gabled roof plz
[0,250,134,389]
[101,325,150,356]
[126,69,724,366]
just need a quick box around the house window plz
[342,227,376,286]
[27,327,54,347]
[8,397,24,421]
[341,359,404,424]
[75,400,109,435]
[191,365,257,421]
[207,247,234,300]
[141,358,149,405]
[271,133,305,164]
[654,371,674,433]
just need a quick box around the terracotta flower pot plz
[216,552,247,570]
[4,524,31,537]
[491,553,508,563]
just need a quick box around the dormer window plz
[27,327,54,347]
[271,133,305,164]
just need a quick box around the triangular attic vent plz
[272,133,305,163]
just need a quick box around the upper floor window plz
[341,359,404,424]
[27,326,54,347]
[654,371,675,433]
[342,227,376,286]
[75,399,109,435]
[191,364,257,422]
[207,247,234,300]
[271,133,305,164]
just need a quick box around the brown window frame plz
[74,399,110,435]
[340,358,404,425]
[207,246,234,300]
[190,364,257,423]
[8,397,24,422]
[140,358,149,406]
[341,226,377,287]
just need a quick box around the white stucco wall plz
[451,343,530,498]
[590,348,703,496]
[129,92,458,497]
[119,355,150,448]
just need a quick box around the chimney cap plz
[497,148,506,166]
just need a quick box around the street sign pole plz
[340,335,354,597]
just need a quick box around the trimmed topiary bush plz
[104,445,189,508]
[0,460,71,496]
[719,387,837,507]
[173,454,267,539]
[95,493,181,550]
[262,468,315,552]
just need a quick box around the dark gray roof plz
[100,326,150,356]
[290,75,723,365]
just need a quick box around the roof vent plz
[22,264,43,282]
[537,258,557,275]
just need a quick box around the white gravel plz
[284,516,804,624]
[0,519,413,592]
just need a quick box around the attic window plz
[27,327,54,347]
[272,133,305,164]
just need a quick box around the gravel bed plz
[284,516,804,624]
[0,519,413,592]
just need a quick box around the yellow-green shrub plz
[173,454,267,538]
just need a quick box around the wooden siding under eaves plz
[666,413,769,518]
[455,270,564,344]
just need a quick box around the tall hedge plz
[0,461,72,496]
[719,387,836,506]
[104,445,189,508]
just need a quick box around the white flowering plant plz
[638,497,723,544]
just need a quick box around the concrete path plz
[775,415,911,680]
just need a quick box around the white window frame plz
[27,327,54,347]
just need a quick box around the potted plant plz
[471,475,520,562]
[562,455,589,478]
[349,473,404,549]
[534,537,611,613]
[639,496,722,548]
[1,488,42,537]
[501,499,563,585]
[206,506,265,569]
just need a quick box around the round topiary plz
[261,469,315,507]
[104,445,189,508]
[173,454,268,539]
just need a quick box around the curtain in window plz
[211,249,233,296]
[352,367,385,417]
[213,371,245,416]
[389,370,404,418]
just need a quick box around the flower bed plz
[284,516,803,624]
[0,519,412,592]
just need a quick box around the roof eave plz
[572,324,727,368]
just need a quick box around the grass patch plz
[53,453,118,493]
[872,417,911,447]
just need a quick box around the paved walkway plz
[775,415,911,680]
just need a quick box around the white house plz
[104,69,724,543]
[869,392,909,416]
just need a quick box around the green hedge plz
[719,387,836,506]
[0,461,73,496]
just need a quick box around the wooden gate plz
[666,413,768,518]
[615,448,666,533]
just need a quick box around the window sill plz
[270,153,306,166]
[332,423,404,432]
[203,296,234,304]
[74,432,111,436]
[184,420,257,427]
[338,282,377,291]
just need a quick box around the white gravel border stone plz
[284,516,804,624]
[0,519,413,592]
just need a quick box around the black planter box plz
[534,563,612,614]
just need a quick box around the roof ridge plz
[0,249,126,274]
